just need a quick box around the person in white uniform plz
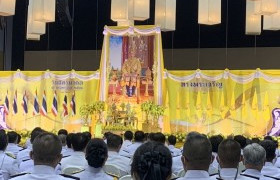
[260,140,280,179]
[73,138,114,180]
[119,131,133,156]
[212,139,254,180]
[131,141,172,180]
[209,135,223,175]
[60,133,89,171]
[16,128,44,166]
[167,135,182,157]
[10,132,78,180]
[122,131,145,158]
[6,131,23,158]
[241,143,275,180]
[58,134,73,157]
[0,131,19,180]
[177,132,216,180]
[106,134,130,175]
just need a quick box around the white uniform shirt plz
[172,155,184,175]
[16,147,32,165]
[6,143,23,158]
[11,165,75,180]
[61,146,73,157]
[242,169,275,180]
[74,166,113,180]
[177,170,216,180]
[168,145,182,157]
[261,162,280,178]
[106,151,131,174]
[0,151,19,180]
[19,159,61,174]
[119,140,132,156]
[60,151,88,171]
[122,142,142,158]
[212,168,255,180]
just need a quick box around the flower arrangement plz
[141,101,165,124]
[79,101,105,125]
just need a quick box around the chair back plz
[62,166,84,175]
[104,164,127,178]
[119,175,133,180]
[177,169,186,177]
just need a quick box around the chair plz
[62,166,84,175]
[119,175,133,180]
[171,173,178,179]
[177,169,186,177]
[104,164,127,178]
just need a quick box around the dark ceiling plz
[17,0,280,51]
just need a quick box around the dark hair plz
[124,131,133,141]
[0,132,8,151]
[7,131,18,143]
[152,132,166,144]
[252,137,260,144]
[32,132,62,164]
[66,133,74,148]
[107,134,123,150]
[234,135,247,149]
[31,128,44,143]
[71,133,89,151]
[131,141,172,180]
[17,133,21,144]
[182,133,212,170]
[58,129,68,136]
[134,131,145,142]
[86,138,108,168]
[209,135,223,153]
[260,140,276,162]
[168,135,176,145]
[218,139,241,167]
[83,132,92,144]
[104,132,113,139]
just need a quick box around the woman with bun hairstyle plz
[131,141,172,180]
[74,138,113,180]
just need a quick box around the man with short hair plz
[234,135,247,154]
[122,131,145,158]
[167,135,181,157]
[260,140,280,178]
[241,143,273,179]
[119,131,133,156]
[6,131,23,158]
[60,133,88,171]
[0,132,19,180]
[213,139,253,180]
[177,133,216,180]
[58,134,72,157]
[209,135,223,174]
[106,134,130,175]
[58,129,68,136]
[152,132,166,144]
[11,132,78,180]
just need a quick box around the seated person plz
[152,132,166,144]
[260,140,280,178]
[61,133,89,171]
[208,135,223,175]
[167,135,182,157]
[58,134,72,157]
[106,134,130,175]
[11,132,77,180]
[177,132,216,180]
[6,131,23,158]
[73,138,113,180]
[121,131,145,158]
[241,143,271,179]
[131,141,172,180]
[58,129,68,136]
[119,131,133,154]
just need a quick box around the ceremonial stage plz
[1,26,280,137]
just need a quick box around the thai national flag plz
[12,90,18,114]
[33,90,40,116]
[22,91,28,115]
[63,95,68,117]
[40,91,47,116]
[70,92,76,116]
[4,91,9,116]
[51,91,58,117]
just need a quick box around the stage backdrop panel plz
[0,70,99,132]
[164,69,280,136]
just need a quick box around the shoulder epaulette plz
[216,178,223,180]
[172,154,181,158]
[60,174,80,180]
[106,172,120,178]
[63,155,71,158]
[210,173,218,176]
[19,148,26,152]
[22,158,31,162]
[10,173,29,179]
[240,174,259,179]
[5,152,16,159]
[71,169,85,175]
[264,175,280,180]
